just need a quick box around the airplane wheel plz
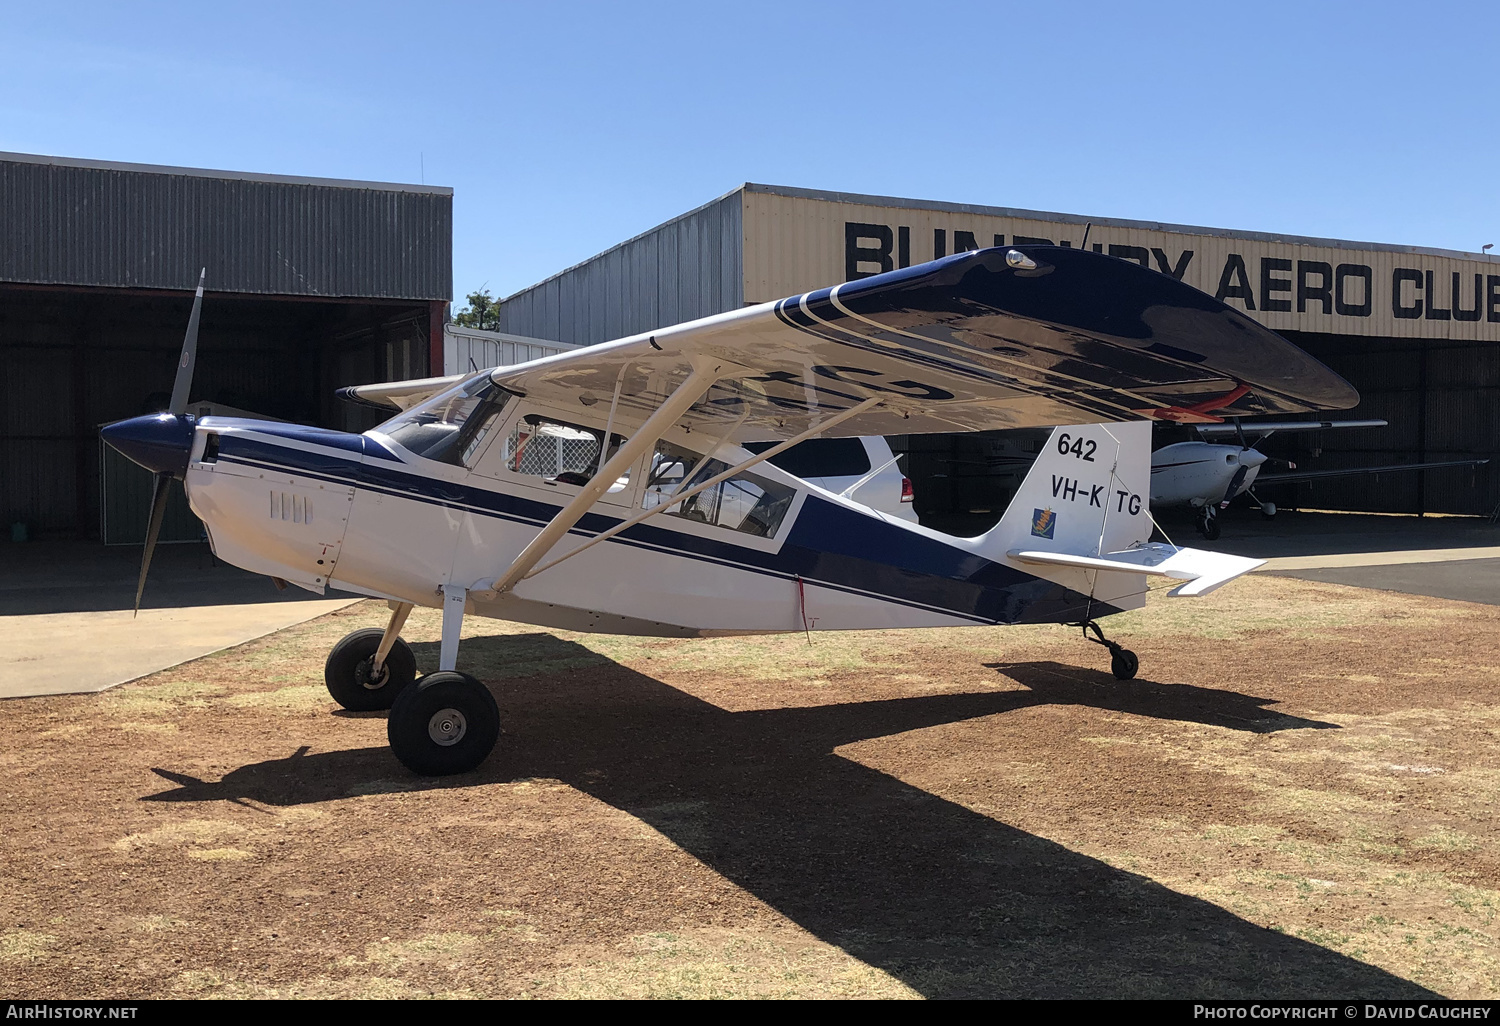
[325,628,416,711]
[388,671,499,776]
[1197,517,1221,541]
[1111,648,1139,681]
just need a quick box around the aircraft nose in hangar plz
[101,413,195,478]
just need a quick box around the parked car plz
[742,436,918,523]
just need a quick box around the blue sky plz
[2,2,1497,305]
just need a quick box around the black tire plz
[324,628,417,711]
[388,671,500,776]
[1111,648,1139,681]
[1197,517,1221,541]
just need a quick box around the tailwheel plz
[325,628,416,711]
[1110,648,1139,681]
[388,671,500,776]
[1077,619,1139,681]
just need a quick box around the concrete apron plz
[1255,545,1500,572]
[0,598,358,699]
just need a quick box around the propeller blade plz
[1224,463,1250,502]
[1233,416,1248,450]
[135,472,173,617]
[167,269,206,416]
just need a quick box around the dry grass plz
[1,575,1498,998]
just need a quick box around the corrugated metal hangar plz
[0,152,451,542]
[498,183,1500,527]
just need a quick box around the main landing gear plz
[323,591,500,776]
[1077,619,1139,681]
[1194,503,1221,541]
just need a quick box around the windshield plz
[376,373,510,466]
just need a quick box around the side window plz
[742,437,871,478]
[643,440,795,539]
[502,414,630,490]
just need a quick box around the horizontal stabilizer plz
[1007,543,1265,597]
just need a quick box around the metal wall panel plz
[0,153,452,300]
[740,186,1500,341]
[2,439,74,534]
[498,191,743,345]
[494,182,1500,519]
[1,344,73,535]
[443,325,577,375]
[1268,333,1500,515]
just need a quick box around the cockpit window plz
[377,374,510,467]
[502,414,631,491]
[643,440,795,538]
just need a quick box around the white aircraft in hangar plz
[102,246,1359,776]
[1150,419,1490,540]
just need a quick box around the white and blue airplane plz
[1151,419,1489,539]
[102,247,1359,776]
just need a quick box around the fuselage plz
[179,403,1149,637]
[1150,441,1266,509]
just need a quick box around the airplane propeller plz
[1223,417,1272,507]
[101,269,206,616]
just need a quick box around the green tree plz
[453,288,500,330]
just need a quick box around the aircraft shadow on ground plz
[146,633,1424,999]
[0,542,340,616]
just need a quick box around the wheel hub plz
[427,708,468,746]
[357,657,390,691]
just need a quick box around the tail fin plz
[983,422,1153,560]
[981,422,1263,608]
[981,422,1155,611]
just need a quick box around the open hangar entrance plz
[2,284,435,542]
[0,152,451,544]
[1263,330,1497,517]
[494,183,1500,531]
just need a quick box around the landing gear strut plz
[1248,488,1276,519]
[1195,504,1221,541]
[385,585,500,776]
[325,602,417,711]
[323,591,501,776]
[1078,619,1139,681]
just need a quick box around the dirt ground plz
[2,575,1497,999]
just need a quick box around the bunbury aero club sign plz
[736,188,1500,341]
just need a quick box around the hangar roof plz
[0,151,452,301]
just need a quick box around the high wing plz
[490,246,1359,442]
[1260,458,1489,485]
[1194,419,1388,437]
[338,374,467,412]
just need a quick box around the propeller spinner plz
[100,269,206,615]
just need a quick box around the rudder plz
[981,422,1154,608]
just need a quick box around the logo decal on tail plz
[1031,508,1055,539]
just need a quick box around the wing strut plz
[518,396,883,582]
[485,362,724,597]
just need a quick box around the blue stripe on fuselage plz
[212,431,1113,625]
